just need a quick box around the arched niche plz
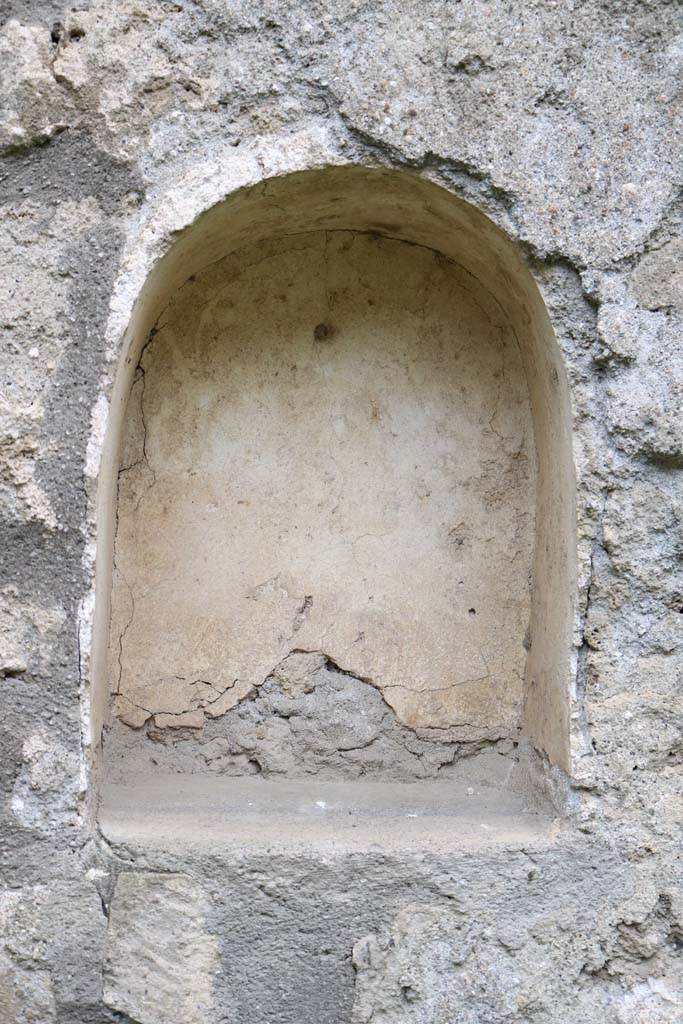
[91,166,576,797]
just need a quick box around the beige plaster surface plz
[109,230,536,743]
[90,166,576,772]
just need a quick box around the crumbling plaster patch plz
[106,652,520,781]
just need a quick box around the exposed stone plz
[0,881,106,1015]
[0,954,55,1024]
[11,729,80,833]
[630,238,683,313]
[599,305,683,466]
[103,872,218,1024]
[352,893,683,1023]
[0,20,69,154]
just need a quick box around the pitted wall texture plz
[0,3,681,1024]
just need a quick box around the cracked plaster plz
[106,228,536,755]
[0,2,681,1022]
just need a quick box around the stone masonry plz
[1,3,681,1023]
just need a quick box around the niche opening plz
[93,167,576,836]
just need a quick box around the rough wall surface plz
[0,2,681,1023]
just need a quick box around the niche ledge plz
[98,773,555,855]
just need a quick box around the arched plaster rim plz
[78,125,580,812]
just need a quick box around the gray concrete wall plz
[1,3,681,1023]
